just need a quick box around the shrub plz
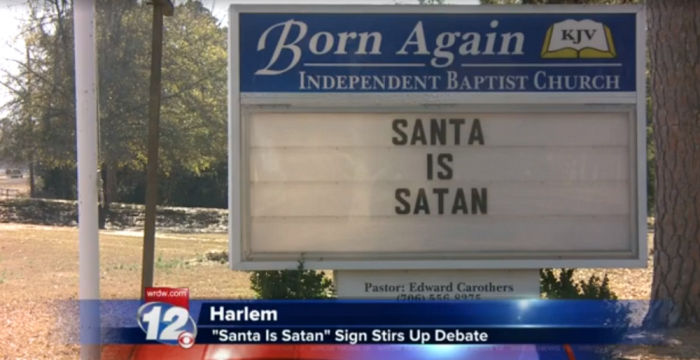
[540,269,629,360]
[249,260,336,300]
[540,268,618,300]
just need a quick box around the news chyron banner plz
[47,291,654,360]
[121,288,640,349]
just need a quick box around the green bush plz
[540,268,618,300]
[540,269,629,360]
[249,260,336,300]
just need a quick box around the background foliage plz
[0,0,228,209]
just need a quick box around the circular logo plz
[178,332,195,349]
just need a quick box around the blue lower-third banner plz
[104,325,623,345]
[58,299,660,347]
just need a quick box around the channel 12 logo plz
[137,287,197,349]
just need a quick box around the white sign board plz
[335,270,540,300]
[228,5,647,271]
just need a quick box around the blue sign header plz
[236,12,638,93]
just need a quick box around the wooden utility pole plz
[141,0,174,299]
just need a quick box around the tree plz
[0,0,79,200]
[643,0,700,328]
[0,0,229,210]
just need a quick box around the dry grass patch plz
[0,224,251,360]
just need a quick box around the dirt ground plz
[0,224,698,360]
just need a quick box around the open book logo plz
[541,19,616,59]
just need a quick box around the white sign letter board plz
[228,5,647,271]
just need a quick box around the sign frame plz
[227,4,647,271]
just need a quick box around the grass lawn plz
[1,224,698,359]
[0,224,250,359]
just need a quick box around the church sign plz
[227,5,647,271]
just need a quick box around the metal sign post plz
[73,0,100,358]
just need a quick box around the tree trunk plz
[106,161,117,206]
[644,0,700,328]
[29,159,35,198]
[101,161,117,229]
